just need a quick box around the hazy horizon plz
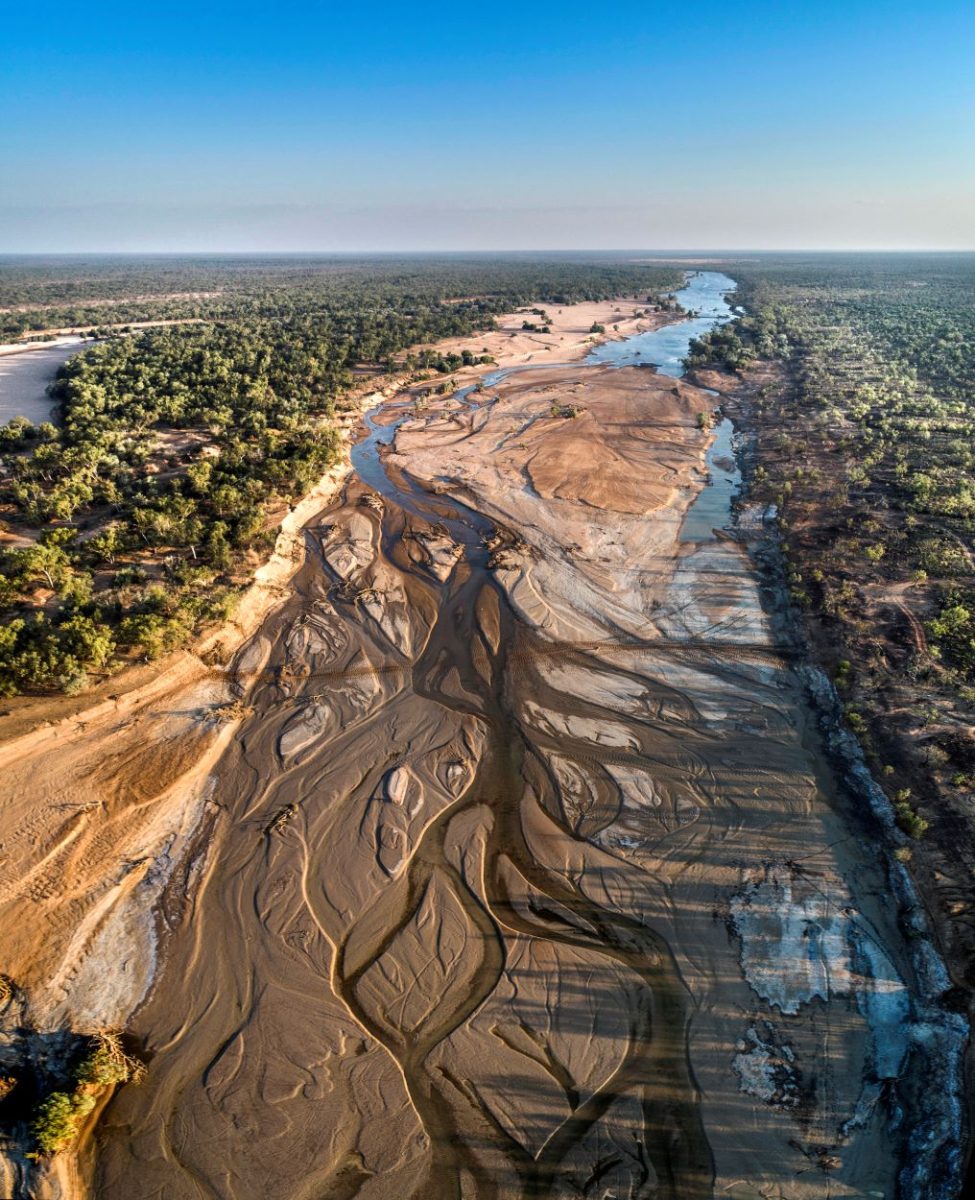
[2,247,975,259]
[3,0,974,253]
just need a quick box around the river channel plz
[0,339,88,426]
[93,273,966,1200]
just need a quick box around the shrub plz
[928,599,975,674]
[894,799,929,839]
[31,1091,96,1156]
[846,707,867,734]
[29,1033,144,1157]
[917,537,973,578]
[75,1034,144,1088]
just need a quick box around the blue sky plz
[2,0,973,250]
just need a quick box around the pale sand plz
[0,336,90,358]
[409,295,677,373]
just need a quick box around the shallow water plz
[587,270,736,376]
[0,340,86,425]
[680,417,742,542]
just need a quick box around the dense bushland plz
[0,255,682,695]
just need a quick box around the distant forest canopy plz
[733,252,975,403]
[0,253,685,339]
[0,255,683,696]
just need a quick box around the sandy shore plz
[0,336,90,358]
[0,320,207,350]
[412,294,677,371]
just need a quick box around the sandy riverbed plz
[0,297,676,1194]
[0,290,963,1199]
[89,360,960,1198]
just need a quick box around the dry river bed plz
[86,345,966,1198]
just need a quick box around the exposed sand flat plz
[0,675,233,1024]
[86,355,960,1199]
[0,282,963,1199]
[411,295,679,371]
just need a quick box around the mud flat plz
[82,275,966,1198]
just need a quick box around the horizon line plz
[2,246,975,258]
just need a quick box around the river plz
[93,273,966,1200]
[588,270,736,375]
[0,339,88,426]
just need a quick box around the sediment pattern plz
[93,359,960,1198]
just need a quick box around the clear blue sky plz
[2,0,973,251]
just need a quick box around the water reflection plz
[587,271,736,378]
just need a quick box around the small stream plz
[353,270,741,542]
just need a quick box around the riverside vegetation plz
[686,251,975,989]
[29,1033,144,1157]
[0,256,682,697]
